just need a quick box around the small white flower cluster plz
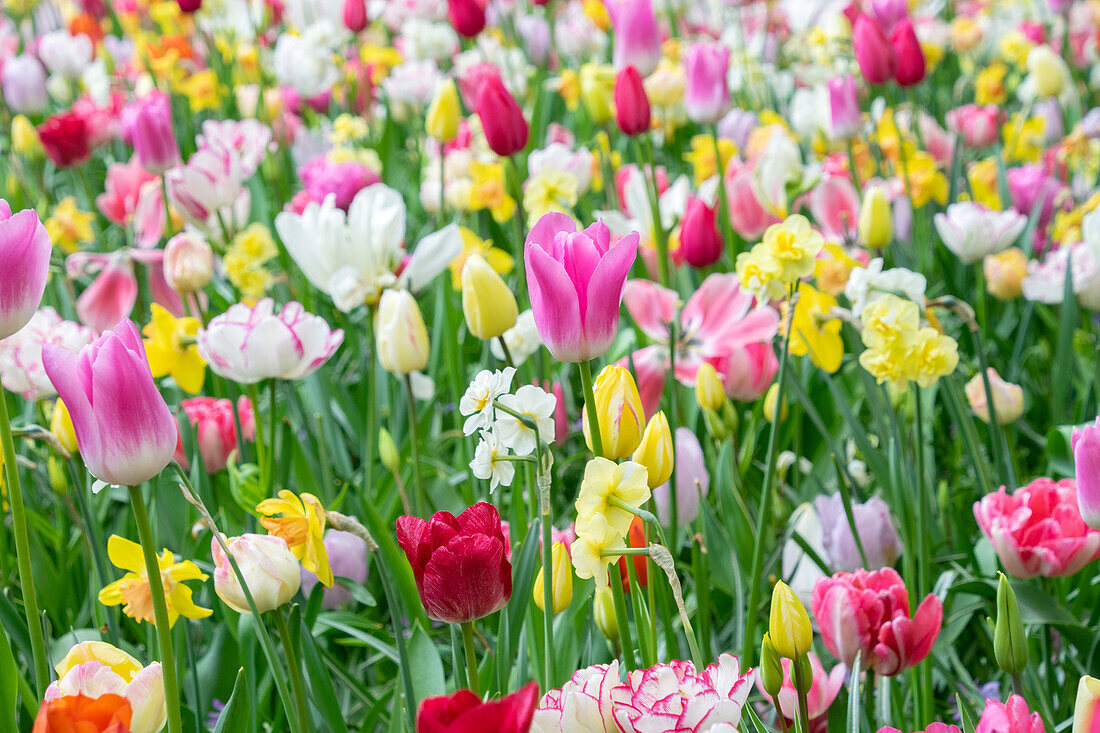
[460,367,556,492]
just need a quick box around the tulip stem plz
[633,136,670,287]
[0,395,50,697]
[535,440,555,687]
[578,360,605,457]
[711,125,735,256]
[404,373,425,515]
[742,284,795,667]
[461,621,480,697]
[793,658,812,733]
[273,607,311,733]
[609,571,636,671]
[127,484,183,733]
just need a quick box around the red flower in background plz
[417,682,538,733]
[38,111,91,168]
[476,76,528,158]
[34,693,133,733]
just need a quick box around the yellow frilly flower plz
[257,490,333,588]
[143,303,206,394]
[449,227,514,290]
[98,535,211,627]
[45,197,95,254]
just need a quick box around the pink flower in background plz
[891,18,926,86]
[973,696,1045,733]
[680,196,724,269]
[96,159,166,248]
[179,396,255,473]
[0,201,52,340]
[811,567,942,676]
[1073,419,1100,529]
[1006,165,1066,247]
[683,42,730,125]
[531,661,619,733]
[195,119,273,178]
[756,653,845,733]
[853,13,897,85]
[827,75,861,140]
[122,90,181,175]
[724,159,780,240]
[807,175,861,242]
[298,156,380,211]
[974,478,1100,578]
[946,104,1002,148]
[301,530,369,609]
[67,249,181,333]
[42,319,178,487]
[166,144,246,228]
[605,0,661,76]
[878,725,962,733]
[653,428,709,528]
[0,308,96,400]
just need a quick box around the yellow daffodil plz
[813,243,860,296]
[332,113,371,145]
[523,168,579,221]
[1002,114,1045,163]
[858,294,958,386]
[257,490,333,588]
[178,69,221,112]
[967,157,1002,210]
[143,303,206,394]
[571,512,619,592]
[557,69,580,111]
[685,134,736,185]
[785,283,843,373]
[224,223,278,299]
[449,227,514,290]
[98,535,212,627]
[975,63,1009,106]
[902,151,948,208]
[45,197,95,254]
[737,215,826,301]
[575,458,651,541]
[468,160,516,223]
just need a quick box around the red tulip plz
[617,515,648,592]
[680,196,724,268]
[417,682,538,733]
[397,502,513,623]
[852,13,897,85]
[614,65,650,136]
[448,0,486,39]
[890,18,926,87]
[476,77,528,158]
[176,0,201,11]
[343,0,368,32]
[38,110,91,168]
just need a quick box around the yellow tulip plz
[1073,675,1100,733]
[695,362,726,412]
[426,79,461,143]
[580,63,616,125]
[859,186,893,249]
[376,289,430,376]
[533,541,573,614]
[11,115,42,159]
[632,411,674,488]
[768,580,812,660]
[582,365,645,459]
[593,586,618,642]
[51,399,78,455]
[461,254,518,340]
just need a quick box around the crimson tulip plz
[680,196,724,268]
[344,0,368,32]
[891,18,926,87]
[476,77,528,157]
[417,682,538,733]
[38,110,91,168]
[614,65,650,136]
[852,14,897,85]
[448,0,486,39]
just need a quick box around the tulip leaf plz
[1044,424,1079,478]
[213,668,251,733]
[0,620,17,732]
[741,704,771,733]
[299,611,349,733]
[847,652,862,733]
[336,575,377,607]
[407,624,445,702]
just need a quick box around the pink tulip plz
[122,90,181,175]
[68,249,177,333]
[476,75,529,158]
[1073,419,1100,529]
[974,696,1045,733]
[869,0,907,34]
[448,0,485,38]
[713,341,778,402]
[757,653,845,733]
[0,201,52,340]
[891,19,926,86]
[807,176,860,242]
[524,213,638,363]
[878,725,961,733]
[343,0,367,32]
[605,0,661,76]
[42,319,178,486]
[165,144,246,229]
[974,478,1100,578]
[811,567,943,677]
[827,75,861,140]
[946,104,1002,148]
[614,66,651,137]
[180,396,255,473]
[684,42,730,125]
[853,14,897,85]
[724,160,780,240]
[680,196,724,268]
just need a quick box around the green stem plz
[793,657,812,733]
[404,373,425,515]
[0,395,50,696]
[711,126,735,257]
[273,608,310,733]
[248,383,267,490]
[633,136,670,287]
[127,484,182,733]
[578,360,605,457]
[535,440,554,686]
[609,571,636,670]
[461,621,480,697]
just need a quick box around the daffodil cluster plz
[736,215,826,302]
[570,458,651,591]
[858,294,959,388]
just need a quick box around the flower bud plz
[1027,45,1068,98]
[343,0,368,32]
[164,232,214,294]
[763,383,787,424]
[632,411,673,488]
[51,399,79,455]
[859,185,893,248]
[760,633,784,697]
[614,65,651,136]
[965,368,1024,425]
[376,289,430,375]
[462,254,518,340]
[582,365,645,459]
[680,196,724,269]
[379,427,400,475]
[1074,675,1100,733]
[984,247,1027,301]
[580,63,616,125]
[994,572,1029,676]
[476,76,528,157]
[12,115,42,159]
[426,80,461,143]
[792,654,813,694]
[212,533,302,614]
[695,362,726,412]
[48,456,68,493]
[769,580,813,660]
[593,586,618,643]
[533,541,573,614]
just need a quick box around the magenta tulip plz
[524,213,638,363]
[684,42,730,125]
[476,76,529,157]
[0,201,52,340]
[605,0,661,76]
[1073,419,1100,529]
[448,0,486,38]
[42,319,178,486]
[418,682,538,733]
[853,13,897,85]
[891,19,926,87]
[124,90,181,175]
[679,196,724,268]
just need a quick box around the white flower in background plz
[410,372,436,401]
[1021,241,1100,308]
[496,385,557,456]
[0,308,96,400]
[38,30,94,80]
[273,21,342,98]
[528,144,594,194]
[788,85,829,141]
[196,119,273,177]
[933,202,1027,264]
[845,259,927,316]
[382,59,443,109]
[398,19,459,62]
[599,172,690,245]
[165,145,250,239]
[490,310,543,366]
[470,429,515,491]
[752,127,803,217]
[459,367,517,435]
[380,0,448,31]
[552,3,607,63]
[282,0,346,30]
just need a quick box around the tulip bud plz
[890,19,926,87]
[614,65,651,136]
[763,383,787,424]
[1074,676,1100,733]
[50,399,78,455]
[852,13,898,85]
[12,115,42,159]
[580,63,616,125]
[859,185,893,248]
[376,289,430,375]
[582,365,645,459]
[164,232,214,294]
[448,0,486,38]
[379,427,400,475]
[476,76,528,157]
[343,0,368,32]
[461,254,518,340]
[984,247,1028,300]
[1027,45,1068,98]
[680,197,724,269]
[177,0,202,11]
[994,572,1029,676]
[48,456,68,493]
[632,411,674,488]
[760,634,784,697]
[792,654,813,693]
[593,587,618,643]
[769,580,813,660]
[965,368,1024,425]
[426,80,461,143]
[533,541,573,614]
[212,533,302,614]
[695,362,727,412]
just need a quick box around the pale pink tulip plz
[605,0,661,76]
[300,530,369,609]
[946,104,1002,148]
[531,662,620,733]
[684,42,730,125]
[807,176,861,242]
[654,428,709,528]
[0,308,96,400]
[724,160,780,240]
[1073,420,1100,529]
[180,396,255,473]
[122,89,181,175]
[0,201,52,340]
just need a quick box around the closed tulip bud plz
[852,13,897,85]
[680,196,724,269]
[12,115,42,159]
[533,541,573,614]
[426,80,461,143]
[448,0,486,38]
[164,232,214,294]
[50,399,78,455]
[343,0,368,32]
[177,0,202,11]
[965,369,1024,425]
[1027,45,1068,98]
[859,186,893,248]
[376,289,430,375]
[125,90,181,175]
[769,580,813,659]
[379,427,400,475]
[212,533,302,614]
[764,383,787,424]
[580,63,616,125]
[984,247,1028,300]
[593,587,618,643]
[890,19,926,87]
[632,411,674,488]
[695,362,727,412]
[760,634,784,697]
[994,572,1029,675]
[1074,676,1100,733]
[462,254,518,340]
[476,76,529,157]
[792,654,813,693]
[614,65,651,136]
[583,365,645,458]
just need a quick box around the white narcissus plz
[272,21,344,98]
[933,202,1027,264]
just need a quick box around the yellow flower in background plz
[50,400,78,455]
[45,197,95,254]
[12,115,42,159]
[998,31,1033,68]
[967,157,1002,209]
[903,151,948,208]
[1053,192,1100,245]
[426,81,461,143]
[149,0,184,32]
[533,541,573,614]
[686,134,736,185]
[814,243,860,296]
[644,58,685,108]
[950,16,982,52]
[143,303,206,394]
[179,69,220,112]
[582,0,610,30]
[858,294,957,386]
[56,641,143,681]
[449,226,514,290]
[580,63,616,125]
[257,490,333,588]
[225,223,278,299]
[360,45,402,84]
[524,168,579,220]
[761,214,826,284]
[784,283,843,373]
[736,245,785,302]
[910,327,959,387]
[632,411,674,489]
[1002,114,1045,163]
[571,512,618,591]
[695,362,727,412]
[575,458,651,541]
[557,69,580,111]
[332,113,371,145]
[469,160,516,223]
[98,535,212,627]
[975,63,1008,106]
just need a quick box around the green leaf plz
[213,669,251,733]
[407,624,445,702]
[847,652,863,733]
[300,614,349,733]
[0,619,18,731]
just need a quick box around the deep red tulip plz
[680,196,724,268]
[37,111,91,168]
[176,0,201,11]
[343,0,368,32]
[614,65,651,136]
[890,18,926,87]
[852,13,897,85]
[417,682,538,733]
[617,515,649,592]
[396,502,513,623]
[476,77,528,158]
[448,0,486,38]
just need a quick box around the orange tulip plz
[34,693,133,733]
